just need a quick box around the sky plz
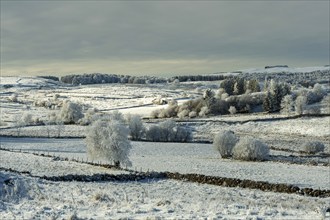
[1,1,329,77]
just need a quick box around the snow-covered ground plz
[2,171,329,219]
[1,138,329,190]
[1,68,330,219]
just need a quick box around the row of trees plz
[151,87,264,119]
[60,73,167,85]
[220,77,260,96]
[169,74,225,82]
[152,79,327,119]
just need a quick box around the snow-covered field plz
[1,138,329,190]
[2,170,329,219]
[1,69,330,219]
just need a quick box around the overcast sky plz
[1,1,329,76]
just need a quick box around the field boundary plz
[1,148,330,198]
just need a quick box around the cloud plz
[1,1,329,76]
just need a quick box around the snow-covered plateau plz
[1,67,330,219]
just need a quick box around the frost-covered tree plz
[85,119,132,168]
[58,101,83,124]
[146,120,192,142]
[295,95,307,115]
[246,79,261,93]
[79,108,98,125]
[108,110,125,123]
[203,89,216,114]
[262,91,273,112]
[311,83,327,103]
[13,114,23,136]
[321,95,330,114]
[263,80,290,112]
[213,130,239,158]
[220,78,235,95]
[146,125,162,142]
[55,121,65,137]
[126,114,145,140]
[269,79,281,112]
[174,125,193,142]
[232,137,269,161]
[281,95,294,115]
[233,78,245,95]
[159,119,176,141]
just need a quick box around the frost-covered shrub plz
[48,112,58,124]
[232,137,269,161]
[215,88,226,99]
[85,119,132,167]
[228,106,237,115]
[58,101,83,124]
[302,141,325,154]
[79,108,98,125]
[199,107,209,117]
[177,109,189,119]
[21,113,33,126]
[0,174,35,203]
[189,111,197,118]
[150,109,161,119]
[295,84,326,105]
[237,94,257,113]
[221,93,229,100]
[9,94,18,102]
[126,114,145,140]
[146,119,192,142]
[213,130,239,158]
[13,113,34,129]
[162,104,179,118]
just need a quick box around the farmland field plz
[1,68,330,219]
